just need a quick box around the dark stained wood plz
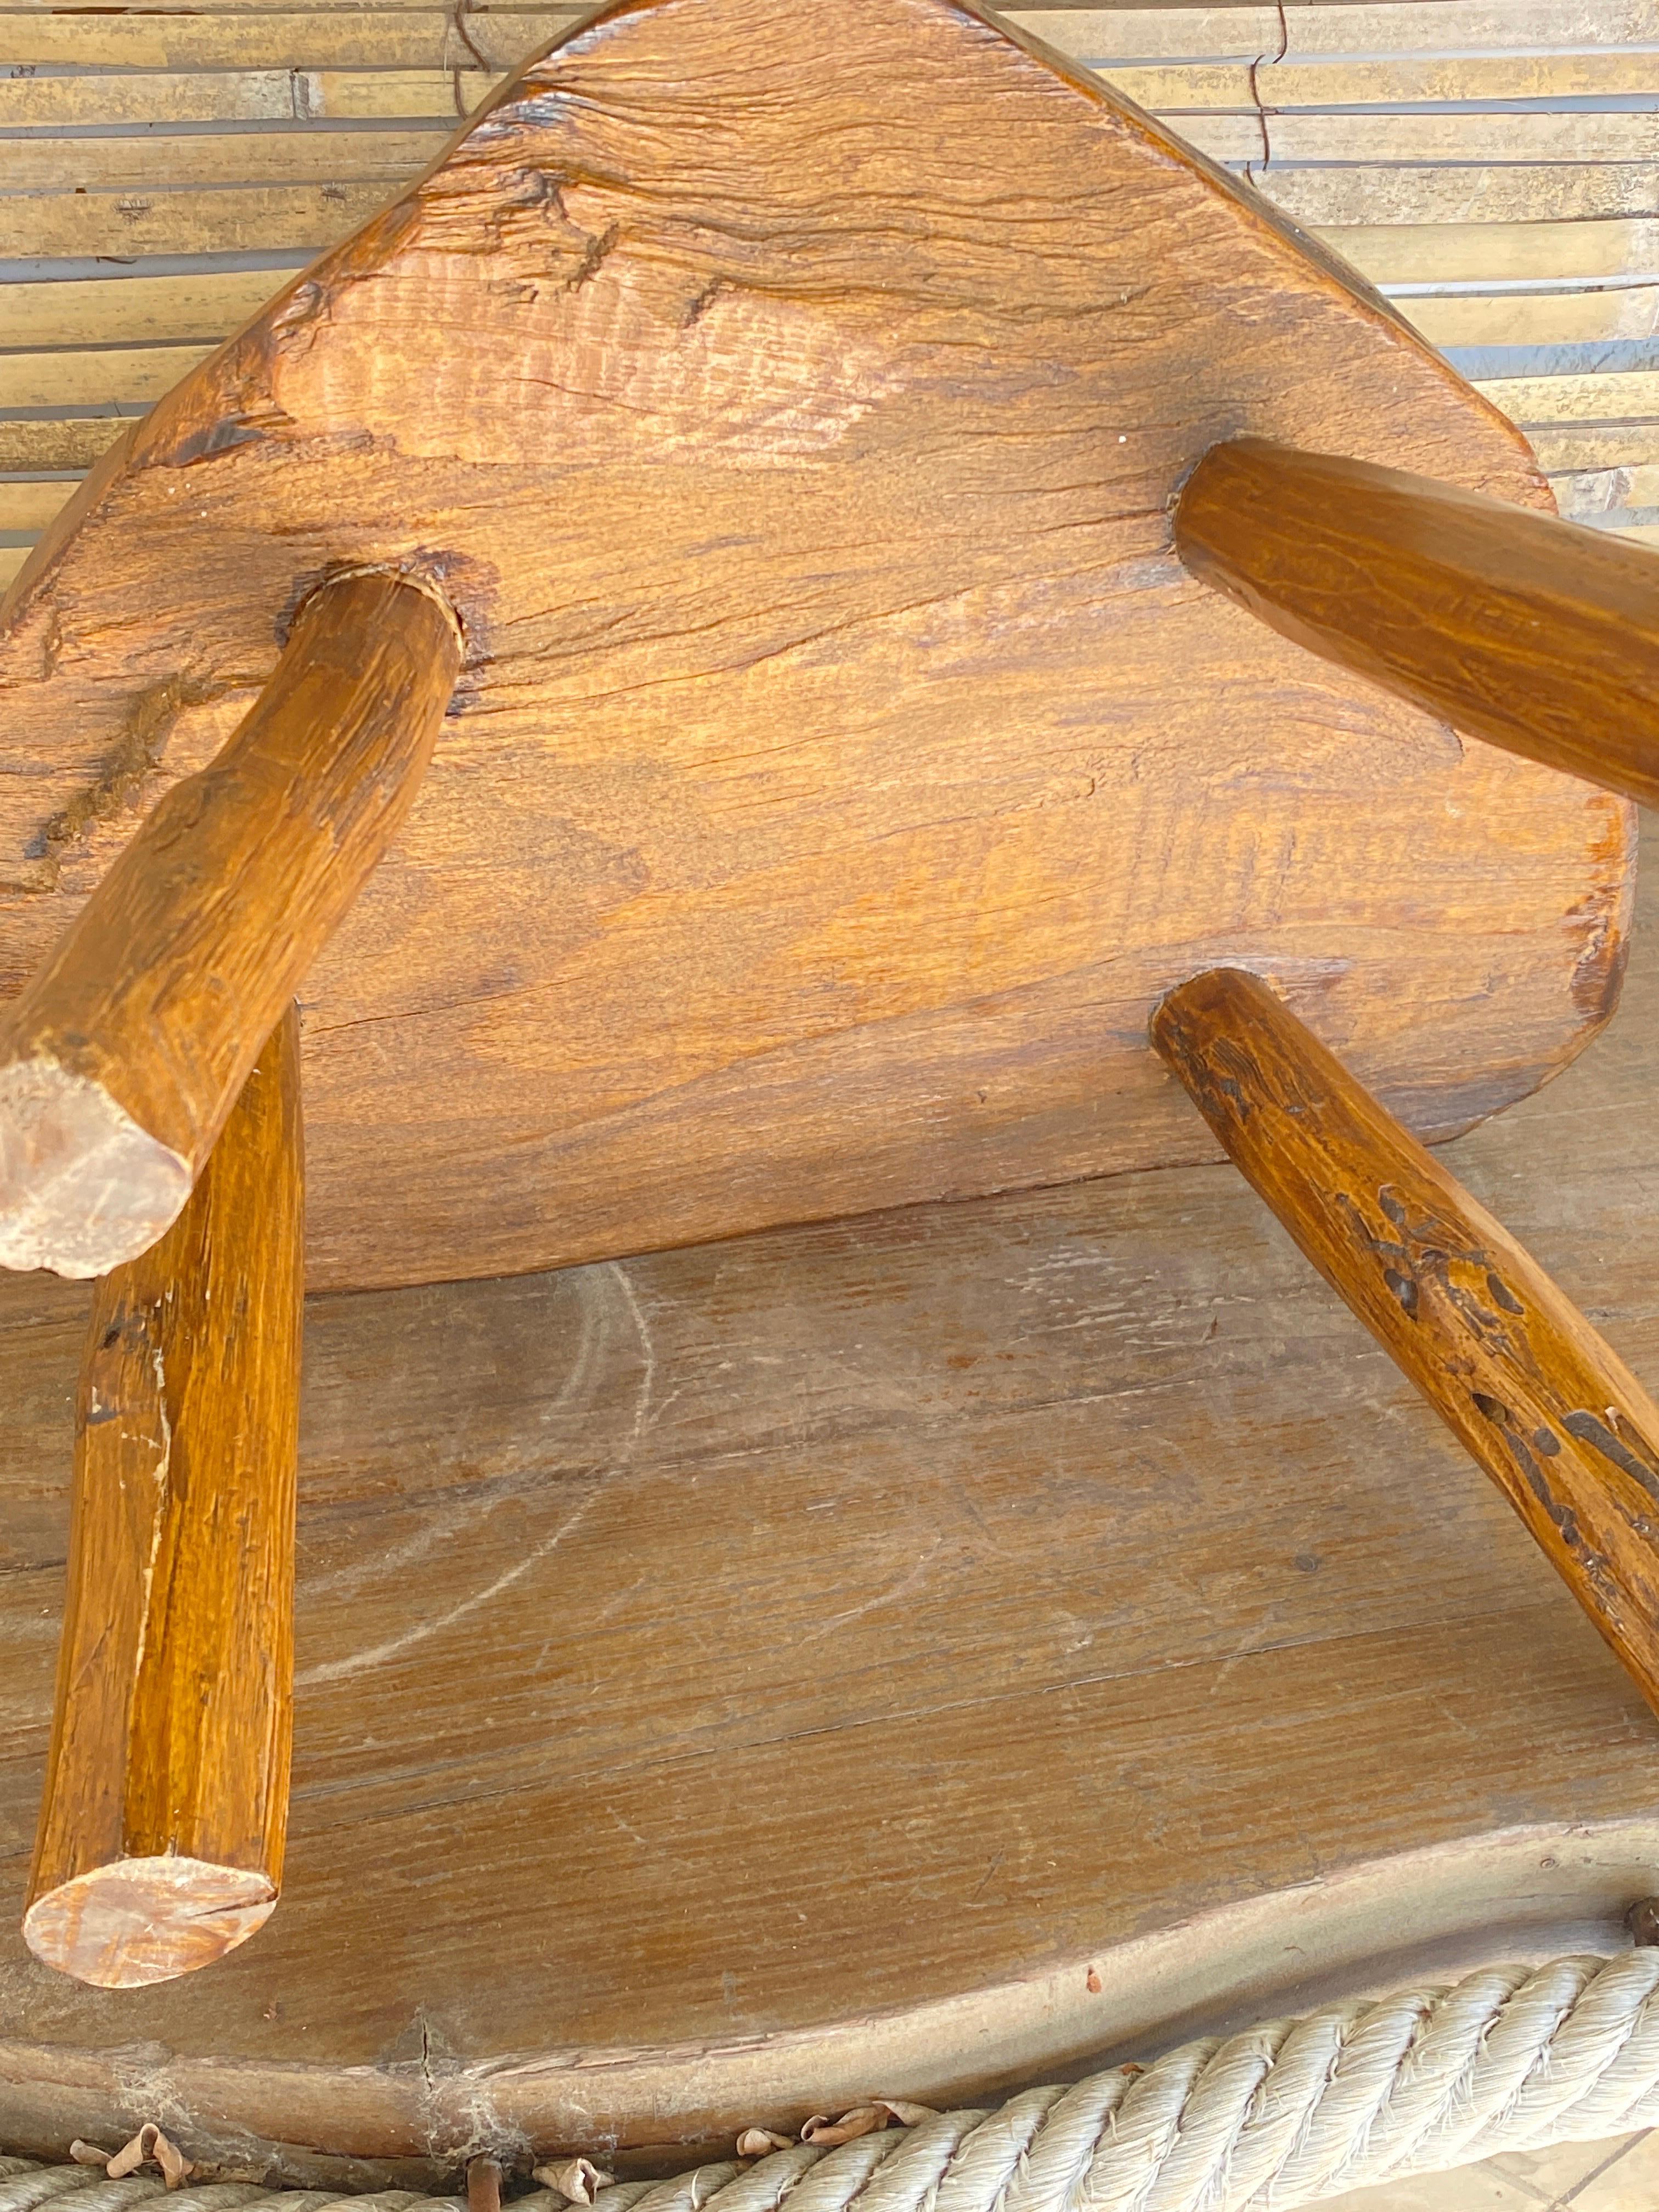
[1,847,1658,2174]
[1174,435,1659,809]
[23,1007,303,1991]
[0,572,456,1281]
[0,0,1629,1293]
[1152,964,1659,1719]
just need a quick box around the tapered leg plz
[1174,436,1659,808]
[25,1004,303,1988]
[0,568,459,1279]
[1153,966,1659,1717]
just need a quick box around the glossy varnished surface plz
[0,0,1630,1292]
[1,853,1657,2172]
[0,572,457,1279]
[1175,437,1659,810]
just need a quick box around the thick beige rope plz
[6,1950,1659,2212]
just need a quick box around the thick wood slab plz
[0,842,1657,2183]
[0,0,1630,1292]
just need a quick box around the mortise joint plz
[296,563,465,659]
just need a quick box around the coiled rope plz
[7,1951,1659,2212]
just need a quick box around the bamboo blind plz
[1,0,1656,582]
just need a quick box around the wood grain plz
[0,0,1628,1295]
[3,844,1659,2173]
[23,1006,303,1992]
[1175,437,1659,809]
[0,568,458,1279]
[1152,966,1659,1722]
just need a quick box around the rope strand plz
[8,1953,1659,2212]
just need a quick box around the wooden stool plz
[1,0,1657,2035]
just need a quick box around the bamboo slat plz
[1,272,291,349]
[1476,371,1659,424]
[1402,289,1659,350]
[1107,53,1659,108]
[1310,221,1659,287]
[0,129,450,194]
[0,349,212,410]
[2,0,1655,580]
[1531,426,1659,474]
[1262,170,1659,232]
[0,7,574,69]
[0,184,394,259]
[0,423,130,472]
[1177,114,1659,167]
[0,69,493,126]
[1554,463,1659,517]
[5,77,1654,155]
[1011,4,1659,60]
[0,482,74,534]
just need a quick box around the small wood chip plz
[798,2102,936,2147]
[70,2127,195,2190]
[533,2157,616,2204]
[735,2130,793,2158]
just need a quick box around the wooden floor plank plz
[0,770,1657,2165]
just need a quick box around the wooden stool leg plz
[1173,436,1659,808]
[1152,968,1659,1719]
[0,568,459,1280]
[24,1003,303,1988]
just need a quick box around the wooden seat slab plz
[2,849,1659,2181]
[0,0,1630,1294]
